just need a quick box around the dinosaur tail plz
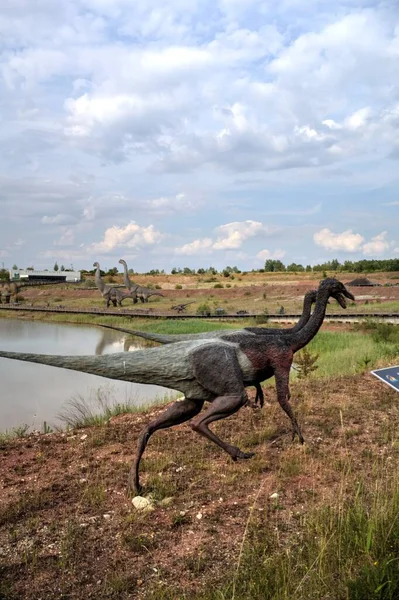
[0,345,193,390]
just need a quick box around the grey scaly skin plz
[100,289,320,407]
[93,262,132,308]
[0,279,354,494]
[118,259,164,303]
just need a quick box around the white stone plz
[270,492,279,499]
[132,496,153,511]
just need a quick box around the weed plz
[122,531,156,552]
[295,347,319,379]
[171,512,190,528]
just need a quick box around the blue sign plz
[371,365,399,392]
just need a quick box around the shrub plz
[214,283,224,289]
[175,284,183,290]
[295,347,319,379]
[196,303,211,316]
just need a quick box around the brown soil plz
[1,373,398,599]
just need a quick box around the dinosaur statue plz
[93,262,131,308]
[100,289,320,407]
[0,279,64,304]
[119,259,164,303]
[171,301,195,313]
[0,279,354,493]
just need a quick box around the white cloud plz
[147,192,198,214]
[175,238,213,256]
[313,228,365,252]
[257,248,286,261]
[175,220,277,255]
[314,228,395,256]
[362,231,392,256]
[213,220,269,250]
[90,221,164,254]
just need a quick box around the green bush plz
[196,303,211,316]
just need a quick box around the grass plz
[293,324,399,379]
[201,463,399,600]
[0,423,29,443]
[57,385,178,429]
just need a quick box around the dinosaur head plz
[320,278,355,308]
[93,262,99,268]
[118,259,126,265]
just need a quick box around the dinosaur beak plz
[334,288,355,309]
[335,293,348,309]
[344,288,355,302]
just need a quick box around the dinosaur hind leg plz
[190,393,254,460]
[190,344,254,461]
[274,368,304,443]
[129,398,204,494]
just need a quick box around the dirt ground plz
[1,373,398,599]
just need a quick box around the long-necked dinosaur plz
[119,259,164,303]
[0,279,354,493]
[93,262,132,308]
[0,279,65,304]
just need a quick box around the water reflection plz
[0,319,170,431]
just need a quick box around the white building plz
[9,269,81,283]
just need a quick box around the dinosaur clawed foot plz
[231,448,256,462]
[292,430,305,444]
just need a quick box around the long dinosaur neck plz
[94,266,106,293]
[291,292,314,333]
[290,287,330,353]
[121,261,133,290]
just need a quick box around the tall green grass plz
[305,329,399,378]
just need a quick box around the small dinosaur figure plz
[93,262,131,308]
[171,301,195,313]
[0,279,353,494]
[119,259,164,303]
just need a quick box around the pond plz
[0,319,172,431]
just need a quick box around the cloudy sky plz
[1,0,398,272]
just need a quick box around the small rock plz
[270,492,279,499]
[80,434,88,441]
[103,514,111,520]
[159,497,174,507]
[132,496,154,511]
[196,512,203,520]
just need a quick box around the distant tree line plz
[260,258,399,273]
